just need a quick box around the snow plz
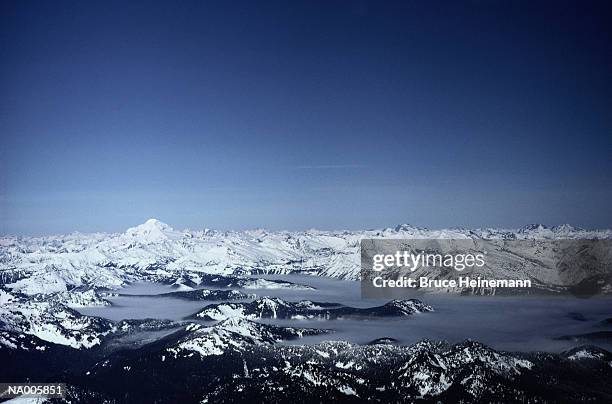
[3,219,609,299]
[167,318,324,359]
[198,304,246,320]
[125,218,184,243]
[0,290,14,305]
[568,349,604,360]
[337,385,358,396]
[0,298,109,349]
[1,218,611,356]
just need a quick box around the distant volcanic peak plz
[124,218,180,243]
[127,218,170,232]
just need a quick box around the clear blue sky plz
[1,1,611,234]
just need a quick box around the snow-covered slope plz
[167,318,329,359]
[0,290,113,348]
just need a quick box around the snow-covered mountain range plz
[2,219,612,402]
[2,219,611,298]
[3,320,612,403]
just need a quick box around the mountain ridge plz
[1,219,611,296]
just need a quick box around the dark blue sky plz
[1,1,611,234]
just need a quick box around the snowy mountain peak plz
[394,224,419,232]
[519,223,548,232]
[552,224,580,233]
[143,218,171,229]
[125,219,179,243]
